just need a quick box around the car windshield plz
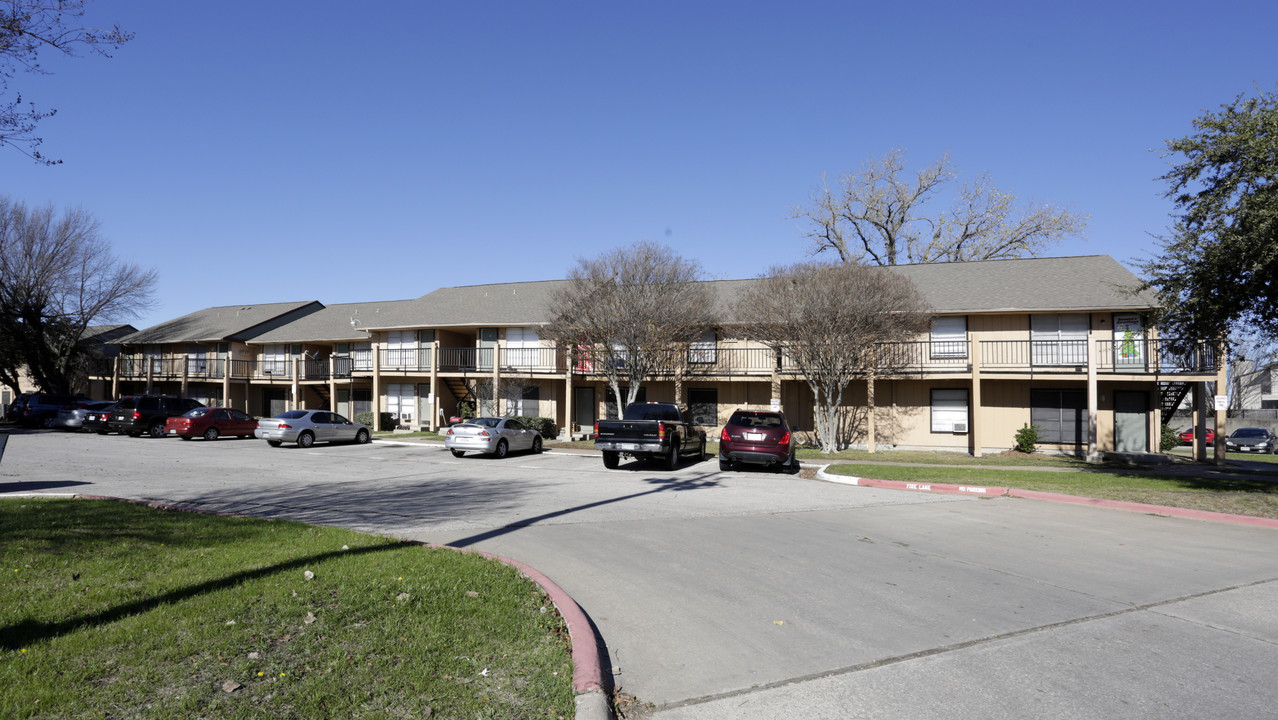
[1231,428,1268,438]
[275,410,308,419]
[729,412,783,428]
[470,418,501,428]
[624,404,680,422]
[184,409,211,418]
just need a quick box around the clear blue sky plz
[7,0,1276,331]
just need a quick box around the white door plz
[506,327,539,368]
[386,383,414,428]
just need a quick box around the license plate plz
[745,432,766,441]
[169,429,177,435]
[622,443,640,451]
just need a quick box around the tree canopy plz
[0,196,156,394]
[1142,87,1278,353]
[1,0,132,163]
[545,242,715,413]
[793,149,1087,266]
[735,261,932,452]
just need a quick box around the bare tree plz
[545,242,715,412]
[793,149,1087,266]
[0,196,156,395]
[1,0,132,163]
[736,261,932,452]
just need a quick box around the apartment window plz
[689,330,717,364]
[1262,368,1272,395]
[386,330,415,367]
[1030,389,1086,445]
[506,384,539,416]
[262,344,289,376]
[689,388,718,426]
[1031,314,1089,366]
[605,386,646,419]
[506,327,540,367]
[930,388,969,433]
[352,342,372,371]
[930,317,968,359]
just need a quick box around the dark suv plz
[108,395,205,438]
[719,409,797,472]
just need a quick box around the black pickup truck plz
[594,401,707,470]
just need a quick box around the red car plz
[719,408,797,472]
[165,407,258,440]
[1178,427,1215,445]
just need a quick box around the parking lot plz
[5,430,1278,718]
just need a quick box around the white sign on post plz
[1214,395,1228,412]
[770,398,780,412]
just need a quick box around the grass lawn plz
[822,461,1278,520]
[0,499,574,720]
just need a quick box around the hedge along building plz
[89,255,1225,457]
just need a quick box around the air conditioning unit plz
[952,422,969,433]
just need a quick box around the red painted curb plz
[828,475,1009,498]
[54,495,607,698]
[446,546,606,695]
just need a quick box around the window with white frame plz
[386,330,415,368]
[1030,314,1089,366]
[386,383,415,427]
[506,384,539,416]
[262,344,289,376]
[930,317,967,359]
[930,388,970,433]
[688,329,716,364]
[352,342,372,371]
[506,327,540,367]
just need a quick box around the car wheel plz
[267,440,283,447]
[354,428,370,444]
[95,430,109,435]
[451,449,465,458]
[42,417,56,429]
[204,427,219,441]
[179,435,193,441]
[127,431,141,438]
[602,450,619,469]
[493,439,508,459]
[532,436,543,454]
[699,437,707,462]
[148,422,166,438]
[719,456,731,471]
[664,437,679,471]
[297,431,315,449]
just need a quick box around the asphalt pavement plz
[3,430,1277,719]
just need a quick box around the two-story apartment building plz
[90,256,1224,456]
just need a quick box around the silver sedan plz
[255,410,371,448]
[444,417,543,458]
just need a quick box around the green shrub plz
[1014,423,1041,454]
[1159,424,1182,453]
[356,411,396,431]
[513,416,558,439]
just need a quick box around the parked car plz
[108,395,206,437]
[83,402,117,434]
[255,410,371,448]
[165,407,258,440]
[19,393,92,428]
[594,402,706,470]
[445,417,543,458]
[719,409,797,472]
[6,392,34,422]
[54,400,115,430]
[1224,427,1276,454]
[1178,427,1216,445]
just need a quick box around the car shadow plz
[0,480,92,494]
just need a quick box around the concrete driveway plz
[4,431,1278,719]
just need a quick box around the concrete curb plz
[14,493,614,720]
[815,464,1278,529]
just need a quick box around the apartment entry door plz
[573,387,595,432]
[1114,391,1149,453]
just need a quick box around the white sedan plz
[444,417,543,458]
[256,410,371,448]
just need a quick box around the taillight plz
[277,423,291,429]
[778,431,791,446]
[132,411,141,420]
[446,428,454,435]
[593,420,599,435]
[479,429,491,437]
[720,428,731,443]
[657,422,667,440]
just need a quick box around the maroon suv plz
[719,409,796,472]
